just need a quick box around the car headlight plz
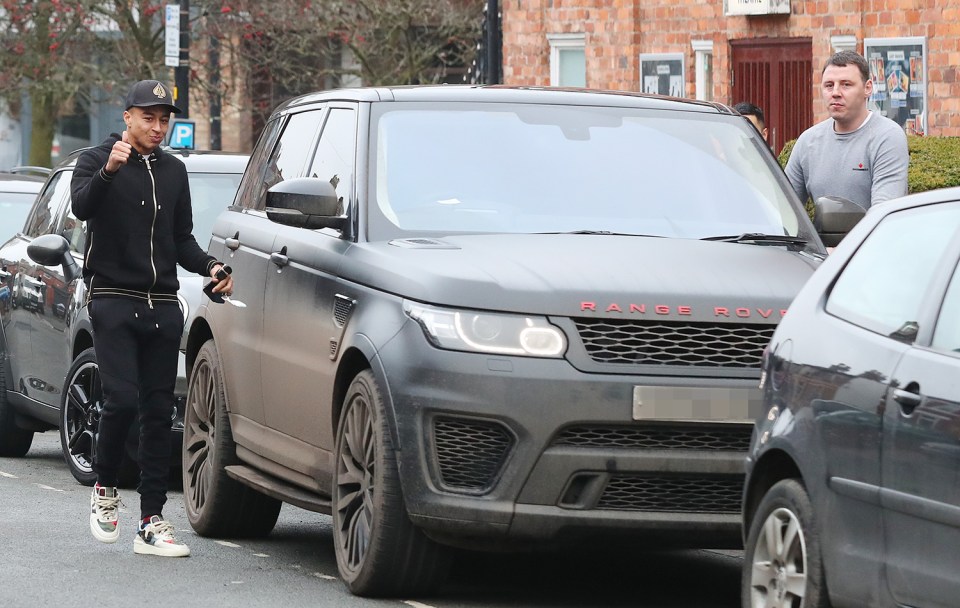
[404,301,566,358]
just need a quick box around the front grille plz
[597,474,742,513]
[432,417,514,493]
[553,424,753,451]
[574,319,775,368]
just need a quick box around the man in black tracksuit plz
[71,80,233,557]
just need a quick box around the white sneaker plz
[90,484,120,543]
[134,516,190,557]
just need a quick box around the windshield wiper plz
[540,230,664,237]
[701,233,808,246]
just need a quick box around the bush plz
[905,136,960,193]
[779,135,960,194]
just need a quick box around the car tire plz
[61,348,139,487]
[332,369,450,597]
[742,478,830,608]
[0,360,34,457]
[183,339,281,538]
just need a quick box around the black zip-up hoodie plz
[71,134,218,304]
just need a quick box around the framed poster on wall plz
[639,53,685,98]
[865,37,927,135]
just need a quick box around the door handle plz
[893,387,922,414]
[270,246,289,268]
[225,231,240,251]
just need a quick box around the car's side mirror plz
[265,177,347,231]
[27,233,81,283]
[814,196,867,247]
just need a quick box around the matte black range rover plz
[183,86,829,596]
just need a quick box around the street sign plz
[165,4,180,67]
[168,120,195,149]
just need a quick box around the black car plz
[0,149,247,485]
[182,85,845,596]
[742,187,960,607]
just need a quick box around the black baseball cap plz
[124,79,181,114]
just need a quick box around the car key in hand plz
[203,265,246,307]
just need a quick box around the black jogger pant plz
[89,297,182,520]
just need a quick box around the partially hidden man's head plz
[734,101,768,141]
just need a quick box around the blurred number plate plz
[632,386,761,423]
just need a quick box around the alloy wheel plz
[63,361,101,474]
[749,506,808,608]
[335,392,376,574]
[184,355,216,517]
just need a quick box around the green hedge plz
[778,136,960,194]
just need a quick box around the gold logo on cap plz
[153,83,166,98]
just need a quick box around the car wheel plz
[183,339,281,537]
[61,348,139,487]
[742,478,830,608]
[0,359,33,457]
[332,369,450,597]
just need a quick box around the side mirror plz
[265,177,347,231]
[814,196,867,247]
[27,234,81,283]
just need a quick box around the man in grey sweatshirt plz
[785,50,909,210]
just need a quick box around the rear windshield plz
[369,102,805,241]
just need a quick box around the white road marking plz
[215,540,242,548]
[252,553,269,558]
[312,573,337,580]
[403,602,437,608]
[0,471,17,478]
[34,484,65,492]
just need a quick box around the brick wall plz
[502,0,960,136]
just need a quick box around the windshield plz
[369,103,805,241]
[0,192,40,239]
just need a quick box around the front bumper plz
[377,322,757,549]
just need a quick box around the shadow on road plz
[436,545,743,607]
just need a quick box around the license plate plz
[632,385,762,423]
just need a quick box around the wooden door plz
[731,38,813,154]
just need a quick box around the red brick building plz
[501,0,959,151]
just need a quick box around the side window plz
[826,203,960,338]
[234,118,282,210]
[307,108,357,217]
[243,110,323,212]
[24,171,70,238]
[932,262,960,353]
[60,189,87,255]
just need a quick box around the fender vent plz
[329,294,356,360]
[333,294,354,328]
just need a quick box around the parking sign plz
[168,120,195,149]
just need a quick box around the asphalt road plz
[0,432,743,608]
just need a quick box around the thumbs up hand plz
[105,131,132,174]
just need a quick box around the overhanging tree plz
[0,0,98,167]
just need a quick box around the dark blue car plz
[743,187,960,607]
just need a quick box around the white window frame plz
[691,40,714,101]
[547,33,586,87]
